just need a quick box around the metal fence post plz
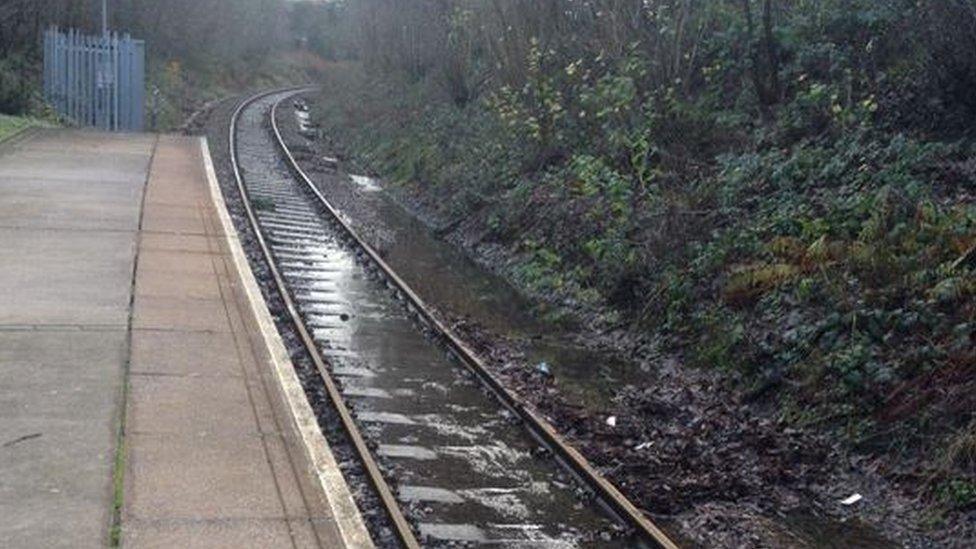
[113,32,120,131]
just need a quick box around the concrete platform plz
[0,131,369,548]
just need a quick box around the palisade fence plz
[43,27,145,132]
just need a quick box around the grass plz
[0,112,57,143]
[0,113,39,142]
[108,430,127,546]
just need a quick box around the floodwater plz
[768,511,897,548]
[291,108,897,548]
[320,171,646,411]
[236,91,634,547]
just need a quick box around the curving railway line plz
[227,88,679,549]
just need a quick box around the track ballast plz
[229,89,679,549]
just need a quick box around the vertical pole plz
[102,34,107,130]
[68,29,74,125]
[121,36,131,130]
[74,30,80,125]
[64,30,68,123]
[72,29,76,124]
[119,37,126,131]
[74,30,79,125]
[43,29,49,104]
[86,35,91,126]
[84,36,91,126]
[53,29,59,115]
[100,34,106,130]
[61,30,67,117]
[102,0,108,36]
[70,29,75,124]
[45,29,49,103]
[135,41,145,132]
[77,33,82,125]
[52,29,56,115]
[95,34,101,130]
[113,32,119,131]
[56,30,62,116]
[57,29,61,115]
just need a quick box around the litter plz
[840,493,863,505]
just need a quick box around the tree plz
[740,0,780,116]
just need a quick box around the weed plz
[945,422,976,471]
[937,479,976,509]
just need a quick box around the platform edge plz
[200,136,375,549]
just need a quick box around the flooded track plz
[230,90,679,548]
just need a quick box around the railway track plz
[228,88,679,548]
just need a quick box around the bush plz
[312,2,976,480]
[0,54,36,115]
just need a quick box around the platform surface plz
[0,130,351,548]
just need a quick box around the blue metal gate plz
[43,27,145,132]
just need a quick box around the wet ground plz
[237,91,637,547]
[284,139,644,412]
[363,185,646,409]
[271,92,947,547]
[203,93,403,547]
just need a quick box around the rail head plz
[268,89,680,549]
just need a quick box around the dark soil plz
[274,91,964,548]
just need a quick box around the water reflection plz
[336,172,642,409]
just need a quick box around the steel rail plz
[229,88,422,549]
[267,90,680,549]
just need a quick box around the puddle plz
[325,171,644,410]
[524,340,646,409]
[349,173,382,192]
[773,510,896,548]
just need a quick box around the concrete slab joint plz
[0,129,369,549]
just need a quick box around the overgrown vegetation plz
[312,0,976,520]
[0,113,45,141]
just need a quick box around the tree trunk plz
[740,0,779,118]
